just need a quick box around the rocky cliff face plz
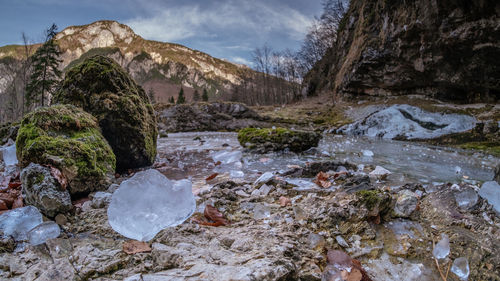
[0,21,253,122]
[305,0,500,103]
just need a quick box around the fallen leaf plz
[193,205,230,227]
[122,240,151,254]
[205,173,218,181]
[326,250,372,281]
[314,172,332,188]
[214,161,222,166]
[50,166,67,190]
[279,196,292,207]
[8,181,22,189]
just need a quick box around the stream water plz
[156,132,498,188]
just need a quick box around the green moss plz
[16,105,115,195]
[237,127,321,153]
[459,142,500,157]
[356,189,392,215]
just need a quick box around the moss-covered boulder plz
[16,105,116,196]
[237,127,321,153]
[53,55,157,171]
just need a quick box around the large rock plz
[20,163,72,217]
[156,102,267,133]
[237,127,321,153]
[54,55,157,171]
[305,0,499,103]
[16,105,116,196]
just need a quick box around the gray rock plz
[20,163,73,217]
[394,190,418,217]
[494,164,500,184]
[91,191,112,208]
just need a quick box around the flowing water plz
[156,132,498,188]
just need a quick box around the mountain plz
[0,20,254,123]
[304,0,499,103]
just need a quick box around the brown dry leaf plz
[327,250,372,281]
[314,172,332,188]
[50,166,67,190]
[279,196,292,207]
[205,173,218,181]
[214,161,222,166]
[123,240,151,254]
[203,205,229,226]
[8,181,21,189]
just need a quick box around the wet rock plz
[16,105,116,196]
[54,55,158,171]
[0,231,15,253]
[478,181,500,213]
[238,127,321,153]
[356,190,392,218]
[156,102,268,132]
[20,163,72,217]
[282,161,356,177]
[495,164,500,184]
[91,191,112,208]
[0,122,19,146]
[108,169,196,241]
[54,214,68,226]
[369,166,391,180]
[27,221,60,246]
[344,175,371,193]
[393,190,418,218]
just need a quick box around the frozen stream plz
[157,132,498,188]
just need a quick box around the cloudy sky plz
[0,0,323,66]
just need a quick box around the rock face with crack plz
[54,55,157,171]
[305,0,499,103]
[16,104,115,195]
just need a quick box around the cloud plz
[125,0,313,43]
[229,56,253,66]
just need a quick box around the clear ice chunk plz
[254,172,274,185]
[432,233,450,260]
[253,203,271,220]
[107,169,196,241]
[454,189,478,209]
[28,221,60,246]
[362,150,374,157]
[451,257,469,280]
[0,206,43,241]
[1,142,18,166]
[212,150,242,165]
[479,181,500,213]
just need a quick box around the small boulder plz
[16,104,116,196]
[21,163,72,217]
[237,127,321,153]
[393,190,418,217]
[54,55,157,171]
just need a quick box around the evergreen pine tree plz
[147,88,156,103]
[202,89,209,102]
[26,24,62,108]
[176,87,185,104]
[169,96,175,104]
[193,89,200,102]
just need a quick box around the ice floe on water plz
[340,104,477,139]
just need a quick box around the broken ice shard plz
[479,181,500,213]
[107,169,196,241]
[2,142,18,166]
[0,206,43,241]
[454,189,478,209]
[28,221,60,246]
[432,233,450,260]
[211,150,242,165]
[451,257,469,280]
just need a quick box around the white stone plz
[28,221,60,246]
[370,166,392,179]
[1,142,17,166]
[479,181,500,213]
[107,169,196,241]
[91,192,112,208]
[0,206,43,241]
[451,257,469,280]
[432,234,450,260]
